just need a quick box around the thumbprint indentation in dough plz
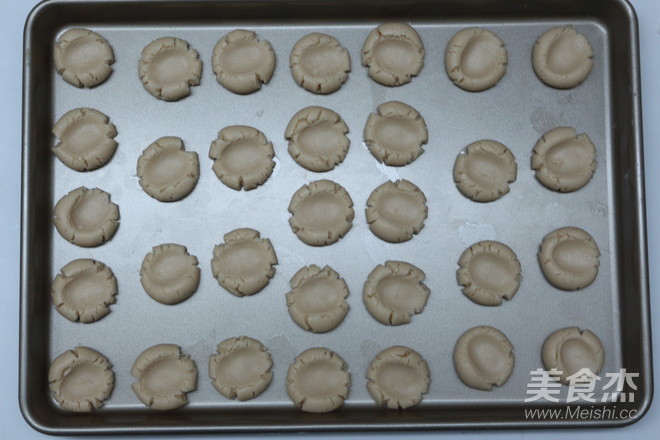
[453,326,514,390]
[290,33,351,94]
[361,23,424,86]
[366,179,427,243]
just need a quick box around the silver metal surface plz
[20,0,651,434]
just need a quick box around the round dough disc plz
[131,344,197,411]
[363,101,428,166]
[211,228,278,296]
[361,23,424,86]
[139,37,202,101]
[288,179,355,246]
[137,136,200,202]
[538,226,600,290]
[209,125,275,191]
[453,139,517,202]
[212,29,276,94]
[453,326,515,390]
[286,347,350,413]
[140,244,200,305]
[363,260,430,325]
[533,26,594,89]
[457,241,522,306]
[542,327,605,384]
[286,265,350,333]
[365,179,428,243]
[366,345,430,409]
[285,106,350,172]
[531,126,597,192]
[290,32,351,94]
[52,258,117,323]
[52,107,118,171]
[445,27,507,92]
[54,28,114,88]
[209,336,273,401]
[53,186,120,247]
[49,346,114,412]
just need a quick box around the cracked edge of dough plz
[361,23,424,86]
[140,243,200,305]
[363,260,430,325]
[290,32,351,94]
[52,258,117,323]
[453,140,517,202]
[54,28,114,88]
[453,326,514,390]
[532,26,594,89]
[542,327,605,385]
[208,336,273,401]
[286,264,350,333]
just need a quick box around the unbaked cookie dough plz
[212,29,276,94]
[290,33,351,94]
[445,27,507,92]
[54,28,114,88]
[538,226,600,291]
[52,107,118,171]
[140,244,200,305]
[453,140,517,203]
[533,26,594,89]
[366,345,430,409]
[52,259,117,323]
[286,347,350,413]
[457,241,522,306]
[131,344,197,410]
[363,101,428,166]
[531,127,597,192]
[209,125,275,191]
[209,336,273,401]
[288,179,354,246]
[542,327,604,384]
[285,106,350,172]
[211,228,278,296]
[53,187,120,247]
[286,265,350,333]
[363,260,430,325]
[361,23,424,86]
[137,136,199,202]
[49,346,114,412]
[453,326,515,390]
[365,179,428,243]
[139,37,202,101]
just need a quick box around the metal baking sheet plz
[20,0,651,434]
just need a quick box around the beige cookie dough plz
[538,227,600,291]
[531,127,597,192]
[139,37,202,101]
[361,23,424,86]
[140,244,200,305]
[288,179,354,246]
[54,28,114,88]
[542,327,605,384]
[131,344,197,410]
[366,345,430,409]
[285,106,350,172]
[212,29,276,94]
[53,187,120,247]
[137,136,199,202]
[363,261,430,325]
[286,265,350,333]
[445,27,507,92]
[286,347,350,413]
[52,259,117,323]
[453,326,515,390]
[49,346,114,412]
[211,228,278,296]
[366,179,428,243]
[52,107,118,172]
[453,140,517,202]
[290,33,350,94]
[209,125,275,191]
[363,101,428,166]
[533,26,594,89]
[209,336,273,401]
[457,241,522,306]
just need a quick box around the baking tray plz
[20,0,652,434]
